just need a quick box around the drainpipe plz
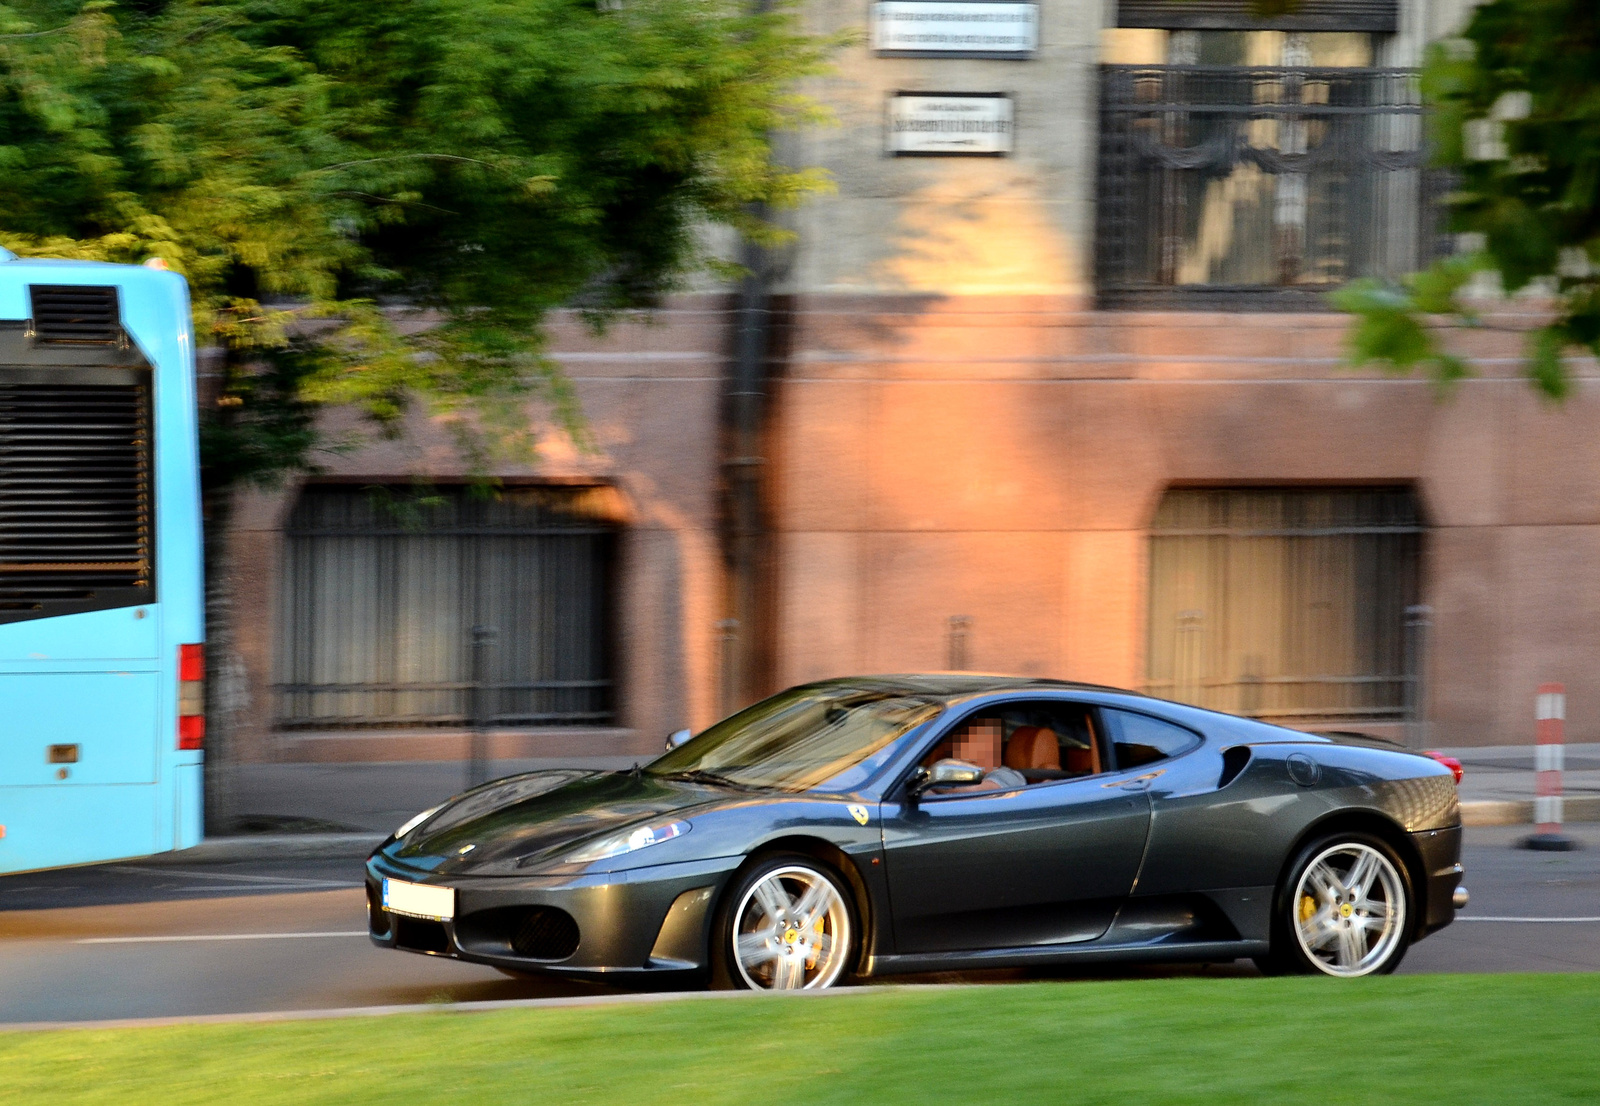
[717,0,786,717]
[719,225,776,717]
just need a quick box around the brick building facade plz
[224,0,1599,762]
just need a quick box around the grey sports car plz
[366,676,1466,988]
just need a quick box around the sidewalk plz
[1439,743,1600,805]
[228,756,640,835]
[153,756,637,862]
[1437,742,1600,826]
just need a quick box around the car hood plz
[380,770,725,874]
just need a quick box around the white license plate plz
[382,878,455,920]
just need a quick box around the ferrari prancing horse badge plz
[848,804,869,825]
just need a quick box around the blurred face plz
[951,717,1002,769]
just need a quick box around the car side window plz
[919,702,1109,792]
[1102,709,1201,769]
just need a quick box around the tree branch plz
[309,154,507,176]
[328,190,460,215]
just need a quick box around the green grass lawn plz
[3,975,1597,1104]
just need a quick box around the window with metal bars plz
[1116,0,1397,33]
[273,484,618,729]
[1096,30,1449,309]
[0,378,153,621]
[1144,487,1422,723]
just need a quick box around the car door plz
[879,706,1152,954]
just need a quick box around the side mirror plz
[907,758,985,799]
[665,728,692,752]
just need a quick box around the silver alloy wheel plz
[731,864,852,990]
[1291,841,1407,977]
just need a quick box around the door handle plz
[1114,771,1163,792]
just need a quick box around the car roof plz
[799,673,1144,702]
[798,675,1316,740]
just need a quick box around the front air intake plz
[393,917,449,954]
[511,907,580,960]
[29,285,122,345]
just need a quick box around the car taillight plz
[1424,750,1463,785]
[178,643,205,750]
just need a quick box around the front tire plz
[1259,833,1413,978]
[712,854,856,991]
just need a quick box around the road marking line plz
[144,884,365,895]
[76,931,369,944]
[1455,916,1600,923]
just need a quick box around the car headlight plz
[395,804,444,840]
[566,820,690,863]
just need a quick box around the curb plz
[1461,798,1600,826]
[0,983,957,1034]
[141,833,386,864]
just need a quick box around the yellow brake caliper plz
[1299,895,1318,923]
[805,917,825,968]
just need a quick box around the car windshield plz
[648,687,942,792]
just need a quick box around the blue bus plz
[0,250,205,874]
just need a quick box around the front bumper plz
[1411,824,1464,939]
[365,852,742,978]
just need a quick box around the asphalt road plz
[1,825,1596,1025]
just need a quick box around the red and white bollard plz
[1524,683,1575,851]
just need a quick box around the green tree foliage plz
[1335,0,1600,398]
[0,0,833,484]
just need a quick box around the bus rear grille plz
[0,382,151,610]
[28,285,122,345]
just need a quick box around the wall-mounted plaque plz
[886,92,1014,156]
[871,1,1039,58]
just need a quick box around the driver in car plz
[941,716,1027,791]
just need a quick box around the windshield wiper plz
[661,768,752,788]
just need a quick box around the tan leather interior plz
[1065,745,1096,774]
[926,712,1103,784]
[1066,718,1103,775]
[1003,726,1061,771]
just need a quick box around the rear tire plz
[711,853,856,991]
[1260,832,1413,978]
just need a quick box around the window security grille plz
[28,286,123,345]
[1144,488,1422,723]
[274,485,617,729]
[1096,66,1449,309]
[0,381,153,620]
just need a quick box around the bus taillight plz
[178,644,205,750]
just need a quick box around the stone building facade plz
[225,0,1599,762]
